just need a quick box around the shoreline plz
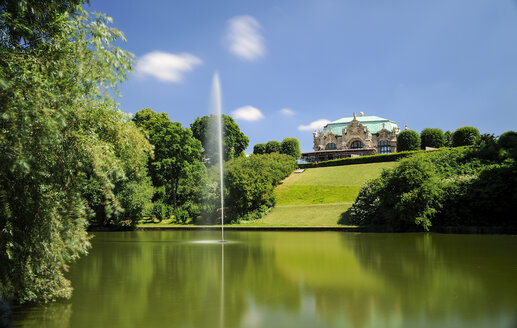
[87,225,517,235]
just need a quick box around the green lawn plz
[253,161,397,226]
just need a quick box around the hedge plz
[298,150,424,168]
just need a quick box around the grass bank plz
[252,162,397,227]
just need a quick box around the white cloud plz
[137,51,202,82]
[226,15,265,61]
[279,108,295,116]
[232,106,264,121]
[298,119,330,131]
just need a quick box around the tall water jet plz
[211,73,225,242]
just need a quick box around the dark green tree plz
[281,138,302,159]
[253,143,266,155]
[266,140,282,153]
[444,131,453,147]
[134,109,205,221]
[0,2,136,303]
[498,131,517,160]
[420,128,445,149]
[397,130,421,151]
[452,126,480,147]
[190,114,249,164]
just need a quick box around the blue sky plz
[88,0,517,152]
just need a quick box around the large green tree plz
[420,128,445,149]
[281,138,301,159]
[266,140,282,153]
[190,114,249,164]
[134,108,205,222]
[0,1,138,303]
[397,130,421,151]
[452,126,480,147]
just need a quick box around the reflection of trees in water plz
[11,232,517,328]
[10,302,71,328]
[341,233,517,326]
[15,231,301,328]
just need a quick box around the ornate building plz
[301,112,401,162]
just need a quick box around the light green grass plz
[285,162,397,186]
[254,162,397,226]
[253,204,353,226]
[275,185,360,205]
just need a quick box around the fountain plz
[210,73,225,242]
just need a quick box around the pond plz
[11,231,517,328]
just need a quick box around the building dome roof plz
[323,115,399,136]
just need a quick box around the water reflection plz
[10,231,517,328]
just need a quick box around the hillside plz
[253,162,397,226]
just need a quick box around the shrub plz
[281,138,301,159]
[265,140,282,153]
[498,131,517,160]
[420,128,445,149]
[397,130,421,151]
[253,143,266,155]
[224,153,296,222]
[452,126,480,147]
[342,146,517,230]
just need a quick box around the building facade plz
[301,112,401,163]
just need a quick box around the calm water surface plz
[11,231,517,328]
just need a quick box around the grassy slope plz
[255,162,397,226]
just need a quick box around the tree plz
[253,143,266,155]
[190,114,249,164]
[452,126,480,147]
[134,108,205,221]
[266,140,282,153]
[444,131,453,147]
[420,128,445,149]
[0,2,136,303]
[498,131,517,160]
[397,130,421,151]
[281,138,301,159]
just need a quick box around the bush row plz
[299,150,423,168]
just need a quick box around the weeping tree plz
[0,1,140,303]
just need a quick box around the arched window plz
[350,140,363,149]
[378,140,391,154]
[325,142,337,150]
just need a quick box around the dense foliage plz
[396,130,421,151]
[342,135,517,230]
[253,143,266,155]
[444,131,453,147]
[200,153,296,223]
[420,128,445,149]
[265,140,282,153]
[190,114,249,164]
[0,1,144,303]
[281,138,302,159]
[452,126,480,147]
[134,108,205,223]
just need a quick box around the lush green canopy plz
[452,126,480,147]
[190,114,249,164]
[420,128,445,149]
[253,143,266,155]
[397,130,421,151]
[0,1,143,303]
[134,108,205,223]
[281,138,302,159]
